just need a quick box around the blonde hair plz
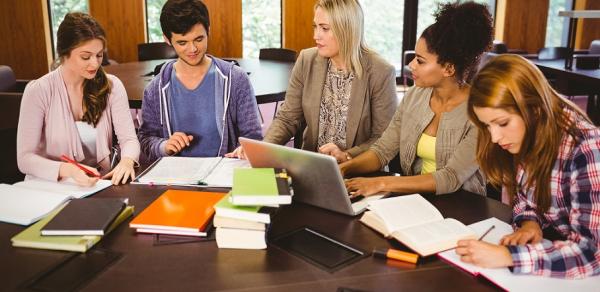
[315,0,369,77]
[467,54,588,211]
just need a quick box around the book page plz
[14,178,111,199]
[394,218,475,253]
[367,194,444,232]
[137,157,222,185]
[0,184,69,225]
[204,158,250,187]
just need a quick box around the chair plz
[537,47,570,60]
[402,50,415,87]
[0,92,25,183]
[0,65,29,93]
[137,42,177,61]
[491,42,508,54]
[259,48,297,62]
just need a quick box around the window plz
[48,0,89,56]
[146,0,167,43]
[362,0,405,67]
[545,0,572,47]
[416,0,494,42]
[242,0,281,58]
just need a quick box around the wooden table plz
[104,58,294,108]
[0,185,511,291]
[532,58,600,124]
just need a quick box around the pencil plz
[60,155,100,178]
[478,225,495,241]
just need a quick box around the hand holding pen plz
[59,155,100,187]
[455,225,514,268]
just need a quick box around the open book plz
[438,217,599,291]
[359,194,476,256]
[134,157,250,187]
[0,178,112,225]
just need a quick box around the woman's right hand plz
[500,220,543,245]
[59,162,100,187]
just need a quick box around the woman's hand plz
[165,132,193,155]
[345,177,385,197]
[500,220,543,245]
[59,162,100,187]
[225,146,246,159]
[455,239,514,268]
[102,157,136,185]
[318,143,351,163]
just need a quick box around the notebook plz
[41,198,128,236]
[11,204,134,252]
[359,194,476,256]
[129,190,225,237]
[214,193,278,224]
[438,217,600,291]
[133,156,250,187]
[229,168,292,205]
[0,178,112,225]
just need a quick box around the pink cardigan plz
[17,68,140,181]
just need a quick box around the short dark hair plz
[160,0,210,41]
[421,1,493,85]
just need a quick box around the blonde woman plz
[457,54,600,279]
[228,0,396,162]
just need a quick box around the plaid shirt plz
[506,113,600,279]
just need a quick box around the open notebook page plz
[203,158,250,187]
[137,157,222,184]
[367,194,444,233]
[14,178,111,199]
[0,185,71,225]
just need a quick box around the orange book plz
[130,190,225,236]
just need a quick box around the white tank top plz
[75,121,98,167]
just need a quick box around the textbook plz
[229,168,292,206]
[41,198,128,236]
[216,227,267,249]
[134,156,250,187]
[438,217,600,291]
[0,178,112,225]
[11,204,134,252]
[214,193,278,224]
[129,190,225,237]
[359,194,476,256]
[213,215,266,231]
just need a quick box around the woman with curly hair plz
[341,1,492,196]
[17,12,140,186]
[455,54,600,279]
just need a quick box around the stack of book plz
[129,190,225,237]
[11,197,133,252]
[214,168,292,249]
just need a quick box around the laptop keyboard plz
[349,194,365,204]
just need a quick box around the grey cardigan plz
[264,47,397,157]
[371,86,486,195]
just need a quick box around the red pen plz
[60,155,100,178]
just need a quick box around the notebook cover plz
[232,168,278,196]
[12,205,134,252]
[214,193,278,224]
[41,198,126,236]
[129,190,225,232]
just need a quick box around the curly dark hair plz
[160,0,210,41]
[421,1,493,85]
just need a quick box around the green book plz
[215,193,278,224]
[11,204,134,253]
[230,168,292,206]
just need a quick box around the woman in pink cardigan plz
[17,12,140,186]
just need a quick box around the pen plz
[60,155,100,178]
[478,225,495,241]
[373,248,419,264]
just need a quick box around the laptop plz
[239,137,385,216]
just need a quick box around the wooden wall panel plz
[204,0,243,58]
[89,0,146,63]
[501,0,549,53]
[283,0,315,54]
[575,0,600,50]
[0,0,52,79]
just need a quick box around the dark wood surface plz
[104,58,294,109]
[0,184,511,291]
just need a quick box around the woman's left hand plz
[345,177,385,197]
[455,239,513,268]
[102,157,136,185]
[318,143,351,163]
